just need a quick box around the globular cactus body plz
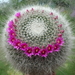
[2,6,73,75]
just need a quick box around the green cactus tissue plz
[2,6,73,75]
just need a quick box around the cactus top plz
[6,6,65,58]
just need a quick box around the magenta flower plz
[39,49,48,57]
[20,43,28,51]
[33,47,40,56]
[15,12,21,18]
[8,37,16,45]
[7,21,16,32]
[46,44,53,53]
[53,44,60,52]
[8,31,16,37]
[24,47,33,57]
[13,39,22,50]
[7,26,15,32]
[8,20,15,27]
[56,37,64,46]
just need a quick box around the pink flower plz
[58,33,62,37]
[8,31,16,37]
[58,24,62,27]
[8,20,15,27]
[53,44,60,52]
[60,30,64,33]
[39,49,48,57]
[8,37,16,45]
[33,47,40,56]
[20,43,28,51]
[54,16,58,20]
[7,27,15,32]
[7,20,16,32]
[13,39,22,50]
[15,12,21,18]
[14,18,18,23]
[26,10,29,12]
[56,37,64,46]
[46,44,53,53]
[50,12,53,15]
[24,47,33,57]
[31,8,34,11]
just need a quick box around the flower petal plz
[46,44,53,53]
[8,37,16,45]
[39,49,48,57]
[56,37,64,46]
[15,12,21,18]
[8,31,16,37]
[33,47,40,56]
[24,47,33,57]
[13,39,22,50]
[53,44,60,52]
[8,20,15,27]
[20,43,28,51]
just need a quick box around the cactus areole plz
[3,6,73,75]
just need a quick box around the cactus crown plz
[7,6,65,57]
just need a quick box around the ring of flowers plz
[7,8,65,57]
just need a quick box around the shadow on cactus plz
[2,6,73,75]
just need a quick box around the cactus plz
[2,6,73,75]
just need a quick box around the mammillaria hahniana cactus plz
[2,5,73,75]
